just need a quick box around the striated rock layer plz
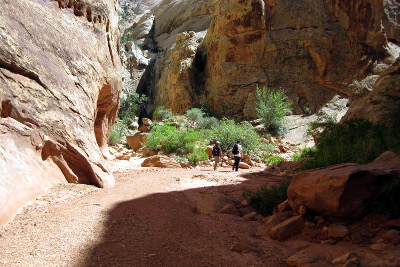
[0,0,122,224]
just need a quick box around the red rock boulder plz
[288,152,400,219]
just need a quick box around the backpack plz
[212,145,220,156]
[232,144,238,155]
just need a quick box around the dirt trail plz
[2,162,399,266]
[0,163,290,267]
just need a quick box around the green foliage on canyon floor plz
[255,87,291,137]
[142,107,273,165]
[301,118,400,170]
[243,179,291,216]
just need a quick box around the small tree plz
[119,92,147,122]
[256,87,291,137]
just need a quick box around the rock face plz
[343,57,400,125]
[202,0,398,119]
[287,151,400,219]
[131,0,398,121]
[133,0,213,115]
[0,0,121,224]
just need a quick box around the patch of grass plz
[244,180,291,216]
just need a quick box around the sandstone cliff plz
[129,0,399,121]
[203,0,399,119]
[0,0,121,224]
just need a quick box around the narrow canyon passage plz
[0,165,289,267]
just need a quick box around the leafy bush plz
[292,147,317,161]
[244,179,291,216]
[108,119,128,146]
[185,108,205,122]
[197,116,220,129]
[143,123,209,162]
[209,119,272,157]
[119,92,147,122]
[303,119,400,170]
[265,155,283,164]
[306,110,337,140]
[153,106,174,121]
[187,147,209,165]
[256,87,291,137]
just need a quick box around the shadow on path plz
[78,169,290,267]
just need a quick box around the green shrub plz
[187,147,209,165]
[197,116,220,129]
[265,155,283,164]
[244,179,291,216]
[153,106,174,121]
[185,108,205,122]
[108,119,128,146]
[306,110,337,139]
[292,147,317,161]
[303,119,400,170]
[119,92,147,122]
[255,87,291,137]
[209,119,272,157]
[143,123,209,157]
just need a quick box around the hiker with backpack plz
[232,140,243,171]
[212,141,222,171]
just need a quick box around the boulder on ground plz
[141,155,181,168]
[268,216,305,241]
[142,118,152,126]
[196,192,230,214]
[138,124,151,133]
[288,152,399,219]
[238,162,251,169]
[126,132,147,152]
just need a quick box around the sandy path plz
[0,164,290,267]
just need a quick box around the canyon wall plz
[132,0,398,121]
[203,0,399,119]
[0,0,121,224]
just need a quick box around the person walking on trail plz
[232,140,242,171]
[212,141,222,171]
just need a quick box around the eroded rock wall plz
[203,0,398,119]
[0,0,121,224]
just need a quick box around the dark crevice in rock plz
[1,100,12,118]
[0,59,48,91]
[0,59,60,101]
